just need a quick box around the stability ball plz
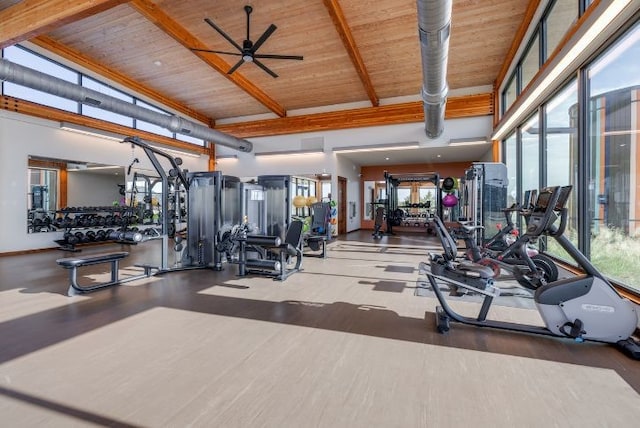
[442,193,458,208]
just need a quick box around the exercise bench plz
[56,251,154,296]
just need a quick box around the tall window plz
[586,23,640,289]
[545,80,579,257]
[504,133,518,208]
[520,113,540,196]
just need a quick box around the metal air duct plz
[416,0,452,139]
[0,58,253,152]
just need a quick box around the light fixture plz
[254,149,324,157]
[216,154,238,160]
[60,122,123,141]
[155,145,202,159]
[492,0,633,141]
[332,142,420,153]
[448,138,488,146]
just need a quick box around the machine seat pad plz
[57,251,129,268]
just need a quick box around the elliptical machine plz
[421,185,640,358]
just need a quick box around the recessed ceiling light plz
[385,157,390,161]
[437,154,441,158]
[153,60,163,67]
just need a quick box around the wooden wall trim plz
[2,95,208,155]
[129,0,286,118]
[0,0,126,50]
[217,93,493,138]
[30,35,213,126]
[322,0,379,107]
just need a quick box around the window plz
[586,22,640,290]
[520,113,540,197]
[81,76,133,127]
[134,100,174,138]
[503,133,518,208]
[544,0,578,60]
[503,72,518,114]
[545,80,579,257]
[521,34,540,92]
[176,133,206,146]
[3,46,78,112]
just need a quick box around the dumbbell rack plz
[53,206,141,252]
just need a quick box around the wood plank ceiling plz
[0,0,530,139]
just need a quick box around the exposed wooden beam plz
[217,93,493,138]
[322,0,379,107]
[30,35,213,126]
[129,0,286,118]
[0,0,126,50]
[2,95,208,155]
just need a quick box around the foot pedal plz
[617,338,640,360]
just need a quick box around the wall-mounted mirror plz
[27,155,125,233]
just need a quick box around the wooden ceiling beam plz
[129,0,286,118]
[322,0,379,107]
[216,93,493,138]
[30,35,213,126]
[0,0,126,50]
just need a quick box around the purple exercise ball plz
[442,193,458,208]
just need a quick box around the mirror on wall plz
[363,180,386,221]
[27,155,125,233]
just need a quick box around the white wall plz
[1,109,491,251]
[216,116,493,234]
[0,110,208,252]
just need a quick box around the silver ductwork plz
[417,0,452,139]
[0,58,253,152]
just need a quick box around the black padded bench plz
[57,251,132,295]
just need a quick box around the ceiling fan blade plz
[191,48,243,56]
[253,58,279,78]
[251,24,277,53]
[227,59,245,75]
[254,53,304,60]
[204,18,243,52]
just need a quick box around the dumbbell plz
[108,230,143,243]
[74,231,86,243]
[96,229,107,241]
[85,230,97,242]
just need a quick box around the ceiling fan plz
[192,5,303,78]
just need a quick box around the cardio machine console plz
[525,185,571,235]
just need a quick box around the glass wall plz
[545,80,579,258]
[586,23,640,287]
[501,0,583,114]
[504,133,518,207]
[501,20,640,293]
[520,113,540,195]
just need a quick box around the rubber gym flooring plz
[1,230,639,427]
